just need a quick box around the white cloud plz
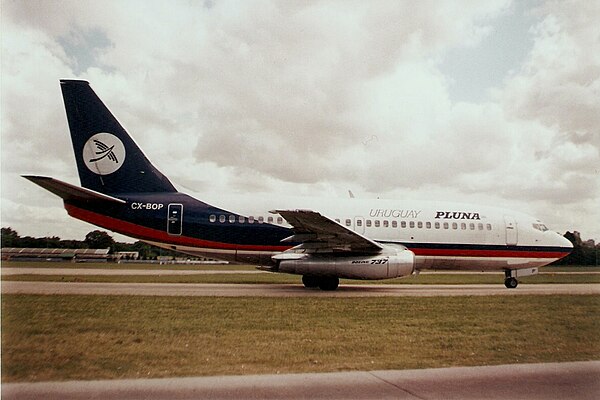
[1,0,598,241]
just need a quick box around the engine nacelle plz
[276,249,415,280]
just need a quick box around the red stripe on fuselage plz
[410,248,568,259]
[65,204,567,259]
[65,204,290,252]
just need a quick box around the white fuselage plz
[150,191,572,272]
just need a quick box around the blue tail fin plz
[60,80,177,194]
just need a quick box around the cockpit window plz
[532,223,549,232]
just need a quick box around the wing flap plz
[271,209,382,253]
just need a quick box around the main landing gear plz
[302,275,339,291]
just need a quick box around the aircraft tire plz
[504,277,518,289]
[318,277,339,291]
[302,275,319,288]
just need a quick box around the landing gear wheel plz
[302,275,319,288]
[318,277,339,291]
[504,277,518,289]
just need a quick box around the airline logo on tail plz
[82,133,126,175]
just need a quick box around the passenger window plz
[345,219,351,227]
[229,215,235,223]
[401,221,407,228]
[417,221,423,228]
[375,220,380,227]
[277,217,283,224]
[335,218,340,223]
[239,216,245,223]
[461,223,466,230]
[209,215,216,223]
[469,223,475,230]
[434,222,440,229]
[357,219,363,227]
[258,216,264,224]
[219,215,226,223]
[478,223,483,230]
[443,222,449,229]
[383,220,389,228]
[268,216,274,223]
[392,221,397,228]
[366,220,372,227]
[426,222,431,229]
[409,221,415,228]
[452,222,458,230]
[486,224,492,231]
[248,216,255,224]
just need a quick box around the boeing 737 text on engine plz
[25,80,573,290]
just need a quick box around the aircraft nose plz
[557,233,573,250]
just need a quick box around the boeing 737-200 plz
[25,80,573,290]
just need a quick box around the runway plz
[3,361,599,400]
[3,281,599,297]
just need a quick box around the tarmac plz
[3,361,599,400]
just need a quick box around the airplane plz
[25,80,573,290]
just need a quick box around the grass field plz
[1,261,255,271]
[2,294,599,382]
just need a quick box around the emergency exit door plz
[167,204,183,235]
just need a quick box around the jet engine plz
[275,248,415,280]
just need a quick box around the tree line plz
[555,231,599,266]
[1,227,180,260]
[2,226,598,265]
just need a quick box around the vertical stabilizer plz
[60,80,177,194]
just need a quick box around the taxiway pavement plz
[3,281,599,297]
[3,361,599,400]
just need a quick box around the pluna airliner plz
[25,80,572,290]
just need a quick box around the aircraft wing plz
[271,209,383,253]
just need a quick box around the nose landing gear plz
[504,276,519,289]
[504,268,538,289]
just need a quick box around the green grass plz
[2,294,599,382]
[1,261,254,271]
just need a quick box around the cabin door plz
[167,203,183,235]
[504,215,518,245]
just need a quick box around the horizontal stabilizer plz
[23,175,126,204]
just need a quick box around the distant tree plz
[59,239,85,249]
[132,241,158,259]
[18,236,46,248]
[44,236,62,248]
[1,227,19,247]
[554,231,598,265]
[84,230,115,250]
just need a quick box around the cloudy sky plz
[2,0,599,242]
